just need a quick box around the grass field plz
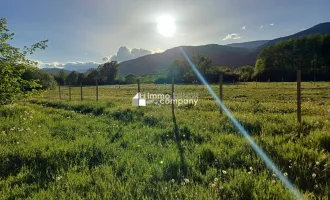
[1,82,330,199]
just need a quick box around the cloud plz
[37,61,100,72]
[241,26,246,30]
[259,25,264,30]
[222,33,242,41]
[37,61,64,69]
[102,56,110,62]
[270,23,274,26]
[63,62,100,71]
[110,46,152,62]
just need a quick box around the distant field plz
[1,82,330,199]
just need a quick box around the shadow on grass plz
[172,107,187,177]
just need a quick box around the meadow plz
[1,82,330,199]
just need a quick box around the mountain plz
[259,22,330,48]
[42,68,71,74]
[118,22,330,76]
[119,45,255,75]
[226,40,269,49]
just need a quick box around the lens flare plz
[179,47,303,200]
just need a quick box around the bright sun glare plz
[157,15,176,37]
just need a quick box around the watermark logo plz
[132,93,146,106]
[132,92,198,107]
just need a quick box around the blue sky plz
[1,0,329,68]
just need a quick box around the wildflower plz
[248,171,252,175]
[289,165,292,169]
[316,161,320,166]
[211,183,216,188]
[160,161,164,164]
[219,186,224,190]
[38,125,41,128]
[249,166,253,171]
[314,185,319,189]
[271,180,276,184]
[171,179,175,183]
[222,170,227,174]
[184,178,189,184]
[312,173,316,178]
[324,164,328,167]
[284,172,288,177]
[214,178,218,182]
[1,131,5,134]
[56,176,62,181]
[26,127,31,131]
[16,142,20,144]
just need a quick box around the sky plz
[1,0,330,69]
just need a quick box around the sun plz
[157,15,176,37]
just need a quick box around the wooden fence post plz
[96,80,99,101]
[137,79,141,106]
[69,84,71,101]
[58,84,61,99]
[80,83,83,101]
[172,77,174,114]
[297,70,302,126]
[219,73,223,115]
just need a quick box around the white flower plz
[289,165,292,169]
[171,179,175,183]
[248,171,252,175]
[160,161,163,164]
[271,180,276,184]
[211,183,216,188]
[222,170,227,174]
[249,166,253,171]
[214,178,218,182]
[312,173,316,178]
[316,162,320,166]
[56,176,62,181]
[1,131,5,134]
[38,125,41,128]
[284,172,288,177]
[184,178,189,183]
[16,142,20,144]
[219,186,224,190]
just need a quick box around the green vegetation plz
[0,17,52,105]
[1,83,330,199]
[255,34,330,81]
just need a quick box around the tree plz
[66,71,79,85]
[124,74,137,84]
[98,61,120,84]
[0,18,48,105]
[57,70,67,85]
[22,67,57,89]
[254,34,330,81]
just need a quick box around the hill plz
[259,22,330,48]
[42,68,71,75]
[119,22,330,76]
[226,40,269,49]
[119,45,254,75]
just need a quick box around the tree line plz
[255,34,330,81]
[1,13,330,106]
[54,62,139,86]
[158,34,330,84]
